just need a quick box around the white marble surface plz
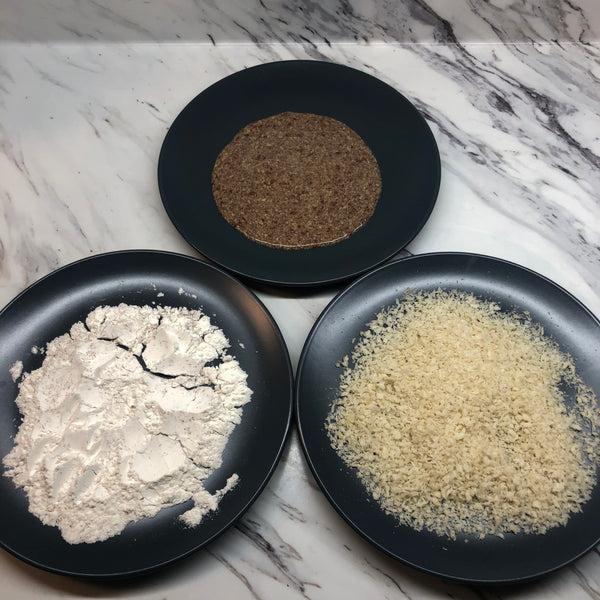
[2,1,600,598]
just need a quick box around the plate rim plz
[157,59,441,287]
[295,250,600,585]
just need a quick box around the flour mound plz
[3,303,252,544]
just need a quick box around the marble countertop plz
[2,1,600,598]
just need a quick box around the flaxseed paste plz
[211,112,382,249]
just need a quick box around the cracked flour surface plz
[3,303,252,544]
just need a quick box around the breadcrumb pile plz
[326,289,600,539]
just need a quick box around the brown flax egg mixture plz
[211,111,382,249]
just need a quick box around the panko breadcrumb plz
[326,289,600,539]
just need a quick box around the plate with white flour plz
[0,250,293,578]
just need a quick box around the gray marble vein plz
[1,0,599,43]
[393,41,600,294]
[207,549,264,599]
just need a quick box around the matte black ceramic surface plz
[158,60,440,287]
[0,251,293,578]
[296,252,600,584]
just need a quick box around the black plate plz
[158,60,440,287]
[296,252,600,584]
[0,251,293,578]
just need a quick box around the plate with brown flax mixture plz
[296,252,600,584]
[158,60,440,287]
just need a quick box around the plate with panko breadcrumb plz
[158,60,440,287]
[296,252,600,584]
[0,250,293,579]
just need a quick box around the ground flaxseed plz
[211,112,382,249]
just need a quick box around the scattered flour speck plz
[9,361,23,382]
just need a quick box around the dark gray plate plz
[158,60,440,287]
[0,251,293,578]
[296,252,600,584]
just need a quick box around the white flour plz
[3,303,252,544]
